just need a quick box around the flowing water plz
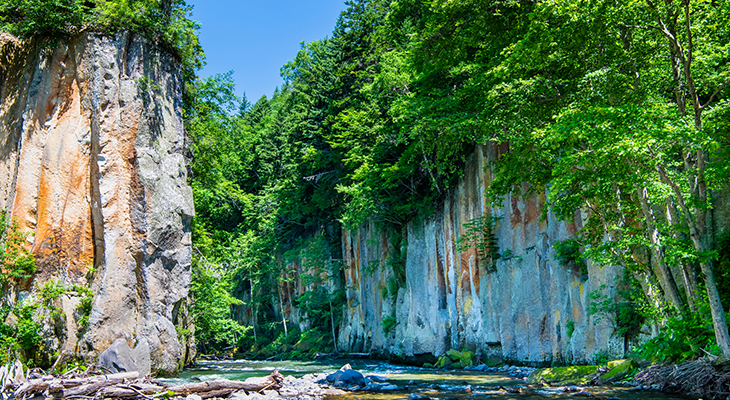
[165,360,694,400]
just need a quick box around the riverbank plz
[4,356,722,400]
[0,362,346,400]
[171,358,695,400]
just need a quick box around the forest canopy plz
[187,0,730,360]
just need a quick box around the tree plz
[480,0,730,355]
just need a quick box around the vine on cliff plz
[456,213,501,271]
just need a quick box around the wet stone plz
[366,374,389,382]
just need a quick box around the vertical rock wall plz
[0,32,194,374]
[338,144,625,364]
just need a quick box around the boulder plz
[98,338,151,376]
[446,349,461,361]
[326,369,365,388]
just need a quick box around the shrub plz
[0,0,87,39]
[0,211,37,290]
[633,309,717,363]
[382,314,396,335]
[0,0,205,76]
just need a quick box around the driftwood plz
[15,371,140,397]
[2,365,285,400]
[635,358,730,400]
[166,374,283,396]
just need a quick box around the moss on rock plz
[527,365,599,385]
[597,359,639,384]
[446,349,462,361]
[460,350,475,367]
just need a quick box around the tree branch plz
[622,24,662,31]
[700,77,730,111]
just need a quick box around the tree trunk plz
[278,279,288,337]
[329,296,338,354]
[250,279,257,343]
[700,261,730,356]
[665,198,701,311]
[637,187,684,312]
[657,166,730,356]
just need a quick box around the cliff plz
[0,32,194,374]
[336,144,626,365]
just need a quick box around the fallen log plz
[15,372,139,398]
[62,380,163,398]
[165,372,284,396]
[100,384,165,399]
[10,370,288,400]
[199,389,235,399]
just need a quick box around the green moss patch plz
[444,349,475,368]
[527,365,599,385]
[597,359,639,384]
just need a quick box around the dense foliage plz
[188,0,730,361]
[0,0,204,77]
[0,213,94,367]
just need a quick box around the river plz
[163,360,694,400]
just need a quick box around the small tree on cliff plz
[0,210,39,364]
[0,211,37,302]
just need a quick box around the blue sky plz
[189,1,347,102]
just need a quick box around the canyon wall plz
[337,144,627,365]
[0,32,194,374]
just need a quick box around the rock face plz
[0,32,194,374]
[337,144,624,364]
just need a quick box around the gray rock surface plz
[0,32,194,374]
[98,338,151,376]
[337,144,625,364]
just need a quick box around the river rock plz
[366,374,389,382]
[326,369,365,388]
[98,338,151,376]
